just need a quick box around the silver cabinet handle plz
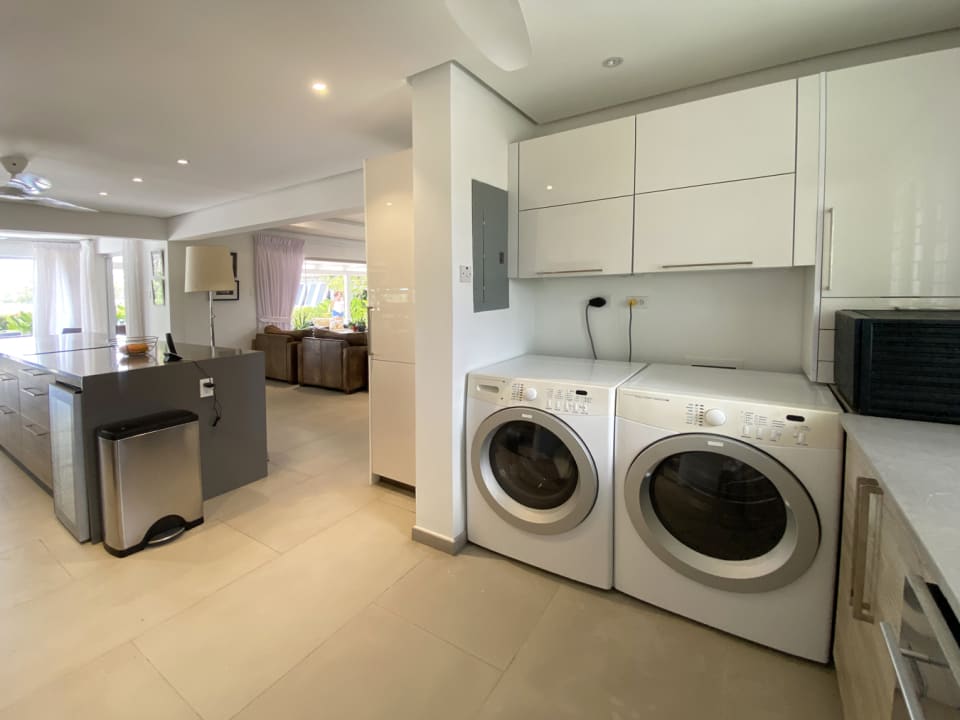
[21,387,48,398]
[535,268,603,275]
[23,423,49,437]
[0,405,14,415]
[0,373,15,382]
[366,306,376,358]
[660,261,754,269]
[822,207,835,291]
[880,621,927,720]
[851,476,883,622]
[20,368,50,377]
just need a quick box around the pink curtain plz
[254,233,304,330]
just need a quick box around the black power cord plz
[585,297,606,359]
[191,361,223,427]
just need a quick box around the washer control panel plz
[469,375,613,416]
[617,390,842,450]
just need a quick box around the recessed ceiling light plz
[177,158,189,165]
[132,177,143,183]
[602,56,624,68]
[311,81,328,94]
[99,191,109,196]
[386,201,393,206]
[546,185,553,190]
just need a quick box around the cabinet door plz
[518,116,635,210]
[635,80,796,194]
[633,174,794,274]
[518,197,633,278]
[369,359,415,487]
[823,48,960,298]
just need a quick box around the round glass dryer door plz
[471,407,598,534]
[623,434,820,592]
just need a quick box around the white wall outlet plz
[200,378,215,398]
[459,265,473,283]
[626,296,648,308]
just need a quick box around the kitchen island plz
[0,334,267,543]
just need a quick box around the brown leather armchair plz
[252,331,301,383]
[298,334,368,393]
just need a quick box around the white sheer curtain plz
[79,239,108,335]
[254,233,305,330]
[34,242,82,336]
[122,238,145,336]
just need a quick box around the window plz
[292,260,367,330]
[0,257,35,337]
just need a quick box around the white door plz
[635,81,796,194]
[823,48,960,298]
[518,116,635,210]
[364,149,414,364]
[633,174,795,274]
[518,196,633,278]
[369,359,415,487]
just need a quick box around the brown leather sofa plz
[298,332,368,393]
[252,327,311,382]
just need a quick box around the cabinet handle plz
[24,423,49,437]
[0,405,14,415]
[851,475,883,623]
[366,306,376,358]
[660,261,754,269]
[822,207,835,291]
[880,621,927,720]
[21,387,48,398]
[535,268,604,275]
[21,368,49,377]
[0,373,15,382]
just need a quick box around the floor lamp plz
[184,245,235,355]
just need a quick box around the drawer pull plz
[660,261,754,269]
[24,424,49,438]
[822,207,835,291]
[21,368,50,377]
[535,268,604,275]
[21,387,48,398]
[0,373,15,382]
[0,405,14,415]
[851,476,883,623]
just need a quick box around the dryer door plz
[623,433,820,592]
[472,407,598,535]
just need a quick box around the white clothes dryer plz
[466,355,644,589]
[614,364,843,662]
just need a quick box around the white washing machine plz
[614,364,843,662]
[466,355,645,589]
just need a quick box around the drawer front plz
[0,404,19,455]
[20,420,52,488]
[19,379,51,426]
[0,371,18,410]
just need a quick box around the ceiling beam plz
[0,203,167,240]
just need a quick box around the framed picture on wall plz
[213,252,240,301]
[150,250,165,277]
[150,250,166,306]
[151,278,165,305]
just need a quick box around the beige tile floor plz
[0,381,842,719]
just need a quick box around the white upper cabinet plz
[822,48,960,298]
[519,197,633,278]
[635,81,797,194]
[518,116,635,210]
[633,174,795,274]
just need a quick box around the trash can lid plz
[97,410,200,441]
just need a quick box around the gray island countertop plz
[841,414,960,616]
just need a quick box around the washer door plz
[472,407,598,535]
[623,433,820,593]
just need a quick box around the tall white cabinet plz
[803,48,960,383]
[364,149,416,488]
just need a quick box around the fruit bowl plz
[114,336,158,356]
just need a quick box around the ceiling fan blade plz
[32,196,97,212]
[8,172,52,195]
[445,0,532,71]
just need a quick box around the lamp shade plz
[184,245,235,292]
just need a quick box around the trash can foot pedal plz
[147,525,187,545]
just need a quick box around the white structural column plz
[409,63,535,551]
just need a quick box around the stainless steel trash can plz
[97,410,204,557]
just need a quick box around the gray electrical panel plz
[472,180,509,312]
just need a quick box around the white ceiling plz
[2,0,959,219]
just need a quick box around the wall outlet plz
[459,265,473,283]
[200,378,215,398]
[626,296,648,308]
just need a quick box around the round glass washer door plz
[623,433,820,593]
[471,407,598,535]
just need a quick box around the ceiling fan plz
[0,155,96,212]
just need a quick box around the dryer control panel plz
[617,390,843,450]
[469,375,614,416]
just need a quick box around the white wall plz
[168,232,364,349]
[528,268,805,372]
[411,63,536,545]
[140,239,171,338]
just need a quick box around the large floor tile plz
[377,545,558,669]
[135,502,431,720]
[203,467,310,523]
[0,538,72,609]
[0,643,200,720]
[0,521,275,711]
[235,604,500,720]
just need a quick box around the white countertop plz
[841,414,960,616]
